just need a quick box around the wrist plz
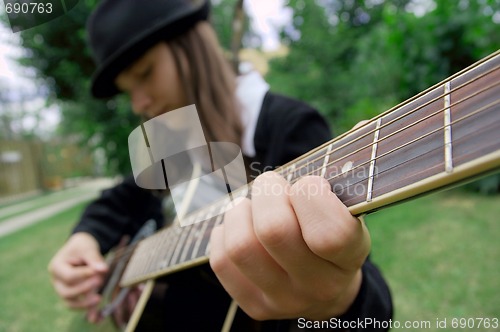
[305,269,363,321]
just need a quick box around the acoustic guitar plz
[99,50,499,331]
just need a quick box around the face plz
[115,43,188,119]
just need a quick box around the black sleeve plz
[253,93,393,331]
[253,92,333,170]
[72,175,163,254]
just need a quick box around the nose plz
[130,88,152,116]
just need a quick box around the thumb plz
[82,249,108,273]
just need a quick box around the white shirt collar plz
[236,67,270,157]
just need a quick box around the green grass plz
[367,188,500,331]
[0,202,114,332]
[0,188,498,331]
[0,188,92,223]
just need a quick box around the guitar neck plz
[120,50,500,288]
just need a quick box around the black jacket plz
[73,92,392,331]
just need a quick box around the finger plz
[51,262,98,286]
[222,197,289,294]
[81,250,108,273]
[209,224,271,320]
[86,306,103,324]
[251,172,342,297]
[65,291,101,310]
[53,274,103,301]
[290,176,370,270]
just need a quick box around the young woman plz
[48,0,392,330]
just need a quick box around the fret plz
[156,226,181,272]
[170,223,193,266]
[293,149,327,181]
[443,81,453,173]
[180,206,215,263]
[368,85,445,203]
[323,121,376,206]
[154,231,173,271]
[180,222,202,263]
[366,118,382,202]
[133,236,149,277]
[143,232,162,275]
[205,214,224,256]
[446,52,500,169]
[120,51,500,288]
[321,143,333,178]
[286,164,295,182]
[191,213,212,260]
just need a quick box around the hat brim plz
[90,1,209,99]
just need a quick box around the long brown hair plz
[168,21,243,147]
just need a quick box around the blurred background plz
[0,0,499,331]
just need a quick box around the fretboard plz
[120,50,500,287]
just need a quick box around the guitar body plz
[99,163,252,331]
[101,247,259,331]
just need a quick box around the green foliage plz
[12,0,240,175]
[14,0,135,174]
[11,0,500,180]
[267,0,500,133]
[265,0,500,192]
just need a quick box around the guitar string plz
[137,64,499,231]
[281,64,499,181]
[289,81,498,185]
[322,99,499,184]
[339,125,500,207]
[177,106,500,269]
[145,100,500,270]
[127,108,500,279]
[139,81,499,266]
[124,60,499,278]
[278,60,499,179]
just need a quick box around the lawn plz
[366,188,499,331]
[0,188,498,331]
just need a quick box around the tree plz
[266,0,499,133]
[10,0,245,175]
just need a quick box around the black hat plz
[87,0,210,98]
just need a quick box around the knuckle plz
[225,231,255,265]
[254,214,288,248]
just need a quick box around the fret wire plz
[444,81,453,173]
[166,71,495,224]
[204,214,224,256]
[154,230,172,270]
[291,80,499,186]
[123,54,499,284]
[340,121,500,205]
[170,222,194,266]
[366,118,382,202]
[159,226,182,271]
[320,144,333,178]
[191,213,212,260]
[162,75,497,233]
[285,64,499,180]
[180,213,212,262]
[140,232,156,273]
[181,205,218,262]
[286,164,296,182]
[325,99,499,185]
